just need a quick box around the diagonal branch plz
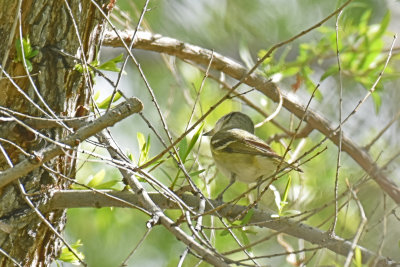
[0,97,143,189]
[102,30,400,204]
[96,131,230,267]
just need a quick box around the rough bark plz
[0,1,108,266]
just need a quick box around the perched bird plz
[204,112,302,199]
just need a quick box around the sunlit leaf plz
[137,132,151,165]
[371,91,382,113]
[127,150,135,162]
[354,247,362,267]
[240,231,251,251]
[93,179,124,190]
[239,209,254,225]
[178,137,188,162]
[57,240,85,265]
[14,36,38,72]
[321,66,338,82]
[160,168,173,182]
[97,53,124,72]
[374,11,390,39]
[281,210,301,216]
[281,176,291,205]
[183,124,204,163]
[87,169,106,188]
[188,169,205,178]
[97,91,122,109]
[93,90,101,101]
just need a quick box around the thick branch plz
[49,190,397,266]
[102,31,400,204]
[0,98,143,189]
[96,131,230,267]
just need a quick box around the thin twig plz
[0,0,22,81]
[364,110,400,151]
[48,190,397,266]
[119,228,152,267]
[106,0,150,112]
[0,247,22,267]
[331,10,344,236]
[104,30,400,203]
[0,98,143,189]
[18,14,72,132]
[341,35,397,126]
[343,186,367,267]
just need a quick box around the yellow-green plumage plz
[205,112,301,185]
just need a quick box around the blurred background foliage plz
[57,0,400,266]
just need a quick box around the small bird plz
[204,112,302,200]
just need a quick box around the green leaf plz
[183,124,204,163]
[137,132,151,165]
[15,39,24,61]
[320,65,338,81]
[243,228,257,235]
[178,137,188,162]
[280,66,301,77]
[145,134,151,158]
[97,53,124,72]
[278,176,292,216]
[74,63,95,81]
[374,11,390,40]
[93,90,101,101]
[87,169,106,188]
[14,36,38,72]
[94,179,124,190]
[97,91,122,109]
[127,150,135,162]
[25,60,33,72]
[188,169,205,177]
[282,176,291,204]
[72,169,124,190]
[359,10,372,35]
[281,210,301,216]
[27,49,39,59]
[353,247,362,267]
[137,132,146,150]
[160,168,173,182]
[57,240,85,265]
[240,231,251,251]
[220,229,230,236]
[73,63,84,73]
[371,91,382,113]
[239,209,254,225]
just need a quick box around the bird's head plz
[204,112,254,136]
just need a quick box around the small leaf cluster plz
[14,36,39,72]
[258,10,392,112]
[93,90,122,110]
[56,240,84,266]
[74,53,124,81]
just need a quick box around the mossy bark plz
[0,1,109,265]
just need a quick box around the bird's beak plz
[203,128,215,136]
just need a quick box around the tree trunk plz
[0,1,108,266]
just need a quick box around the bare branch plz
[102,30,400,204]
[95,133,230,267]
[0,97,143,189]
[49,190,397,266]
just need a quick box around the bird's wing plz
[212,129,282,159]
